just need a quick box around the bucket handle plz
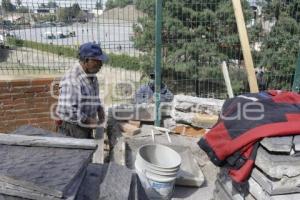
[152,126,172,143]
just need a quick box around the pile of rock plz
[214,135,300,200]
[109,95,224,138]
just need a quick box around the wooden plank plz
[232,0,259,93]
[221,61,234,98]
[0,133,98,149]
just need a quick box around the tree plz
[105,0,133,10]
[47,1,58,8]
[133,0,253,95]
[1,0,16,12]
[16,0,22,8]
[257,0,300,89]
[96,1,103,10]
[71,3,81,17]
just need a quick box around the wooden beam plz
[222,61,234,98]
[0,133,98,149]
[232,0,259,93]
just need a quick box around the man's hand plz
[97,106,105,124]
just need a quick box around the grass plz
[7,37,143,72]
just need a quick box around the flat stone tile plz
[293,135,300,152]
[0,144,93,198]
[251,167,300,195]
[76,164,108,200]
[260,136,293,153]
[175,102,194,112]
[255,147,300,179]
[99,162,132,200]
[249,177,300,200]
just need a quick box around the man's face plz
[85,59,103,74]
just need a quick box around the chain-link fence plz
[0,0,299,101]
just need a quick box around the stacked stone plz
[214,135,300,200]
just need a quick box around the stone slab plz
[76,164,108,200]
[251,167,300,195]
[0,133,98,150]
[174,95,224,115]
[260,136,293,153]
[191,114,219,129]
[255,147,300,179]
[175,102,194,112]
[293,135,300,152]
[171,110,195,126]
[214,180,241,200]
[10,125,65,137]
[249,177,300,200]
[99,162,133,200]
[0,144,93,198]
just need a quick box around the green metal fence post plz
[292,53,300,93]
[154,0,163,127]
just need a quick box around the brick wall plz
[0,77,60,133]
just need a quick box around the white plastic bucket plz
[135,144,181,200]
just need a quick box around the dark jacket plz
[199,91,300,182]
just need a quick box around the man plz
[56,42,107,138]
[134,72,174,104]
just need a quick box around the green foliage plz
[105,0,133,10]
[107,53,142,71]
[47,1,58,8]
[57,3,82,22]
[1,0,16,12]
[7,38,141,71]
[258,0,300,89]
[96,1,103,10]
[16,6,29,13]
[133,0,254,94]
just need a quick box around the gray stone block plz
[174,95,224,115]
[99,162,133,200]
[255,147,300,179]
[0,195,27,200]
[217,171,244,200]
[76,164,108,200]
[249,177,300,200]
[163,118,176,130]
[293,135,300,152]
[175,102,194,112]
[0,144,93,198]
[214,180,236,200]
[251,167,300,195]
[260,136,293,153]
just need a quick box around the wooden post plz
[222,61,234,98]
[232,0,259,93]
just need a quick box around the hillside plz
[100,5,145,22]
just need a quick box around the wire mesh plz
[0,0,299,102]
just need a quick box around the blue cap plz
[79,42,108,62]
